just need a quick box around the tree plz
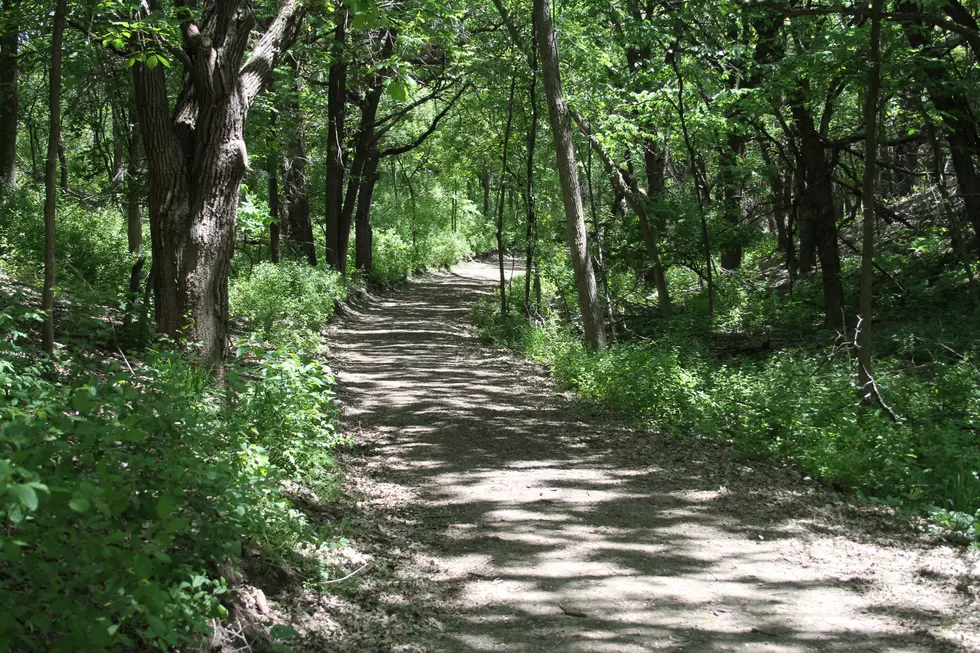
[41,0,67,354]
[0,0,18,196]
[534,0,606,350]
[132,0,306,370]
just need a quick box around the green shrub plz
[370,228,414,284]
[0,281,344,651]
[230,261,346,352]
[476,297,980,535]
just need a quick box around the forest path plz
[328,261,977,653]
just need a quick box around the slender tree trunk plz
[524,33,539,316]
[283,56,316,266]
[672,47,714,316]
[127,106,143,296]
[268,138,281,264]
[354,155,380,271]
[534,0,606,350]
[324,12,348,270]
[110,104,126,188]
[497,76,517,318]
[42,0,67,354]
[0,0,17,197]
[858,0,882,400]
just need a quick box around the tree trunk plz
[671,47,714,315]
[42,0,67,354]
[0,0,18,197]
[900,1,980,241]
[534,0,606,350]
[283,56,316,266]
[497,76,517,318]
[57,138,67,190]
[324,12,348,270]
[127,105,143,296]
[720,129,747,270]
[110,104,126,188]
[354,156,380,272]
[790,92,845,327]
[133,1,305,370]
[524,32,539,316]
[858,0,882,400]
[268,139,281,264]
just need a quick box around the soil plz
[252,261,980,652]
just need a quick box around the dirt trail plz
[329,261,979,652]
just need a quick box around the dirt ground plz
[301,261,980,652]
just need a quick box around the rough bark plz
[43,0,67,354]
[133,0,305,370]
[534,0,606,350]
[0,0,18,196]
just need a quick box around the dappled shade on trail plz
[330,262,976,652]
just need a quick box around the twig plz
[323,561,374,585]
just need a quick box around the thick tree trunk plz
[133,0,305,370]
[0,0,18,196]
[324,12,348,270]
[534,0,606,349]
[283,57,316,266]
[42,0,67,354]
[720,129,747,270]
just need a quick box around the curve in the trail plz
[329,261,973,653]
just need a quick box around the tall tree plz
[534,0,606,350]
[132,0,305,370]
[858,0,883,400]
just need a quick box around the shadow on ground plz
[329,262,974,653]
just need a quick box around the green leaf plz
[146,614,168,638]
[7,484,38,511]
[69,496,91,513]
[386,80,409,102]
[156,494,175,519]
[146,54,159,70]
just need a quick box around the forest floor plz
[313,260,980,652]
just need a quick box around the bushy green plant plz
[230,260,346,352]
[370,228,414,284]
[0,291,344,650]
